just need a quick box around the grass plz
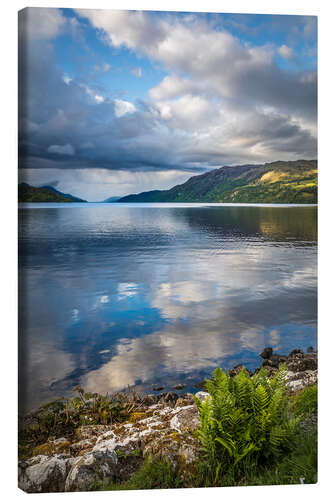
[100,458,183,490]
[292,385,318,418]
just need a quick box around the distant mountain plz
[103,196,121,203]
[118,160,317,204]
[18,183,87,203]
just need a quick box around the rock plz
[183,392,195,400]
[307,346,315,353]
[194,391,210,402]
[194,380,206,389]
[70,438,97,454]
[260,347,273,359]
[172,383,186,390]
[228,364,251,377]
[286,355,317,373]
[158,391,179,405]
[142,431,200,468]
[18,455,72,493]
[153,386,164,391]
[75,424,112,441]
[285,369,318,393]
[170,406,200,433]
[141,394,156,406]
[65,441,118,492]
[175,397,190,408]
[288,348,304,358]
[262,354,287,369]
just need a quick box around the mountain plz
[103,196,121,203]
[40,185,87,202]
[18,183,87,203]
[118,160,317,204]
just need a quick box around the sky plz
[18,8,317,201]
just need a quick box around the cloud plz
[75,9,167,52]
[48,143,75,156]
[62,74,72,85]
[278,44,294,60]
[77,9,317,129]
[80,241,316,394]
[19,168,195,201]
[82,84,105,103]
[114,99,136,117]
[18,9,317,199]
[19,7,67,41]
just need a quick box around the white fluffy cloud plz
[278,44,294,60]
[114,99,136,118]
[76,9,317,164]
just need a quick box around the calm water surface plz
[18,203,317,411]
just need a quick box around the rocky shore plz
[18,347,317,493]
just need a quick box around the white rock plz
[170,406,200,432]
[194,391,210,402]
[18,455,69,493]
[65,443,118,492]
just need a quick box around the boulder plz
[170,406,200,433]
[286,354,317,373]
[65,441,118,492]
[262,354,287,369]
[172,383,186,390]
[285,369,318,393]
[288,348,304,358]
[194,380,206,389]
[18,455,73,493]
[228,364,251,377]
[194,391,210,402]
[260,347,273,359]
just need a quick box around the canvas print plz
[18,7,318,492]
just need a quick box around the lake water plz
[18,203,317,412]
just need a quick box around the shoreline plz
[18,346,318,493]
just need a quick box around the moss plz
[113,425,127,436]
[32,443,54,456]
[166,432,182,443]
[32,439,71,457]
[54,440,71,453]
[128,412,148,423]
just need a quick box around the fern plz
[195,365,299,481]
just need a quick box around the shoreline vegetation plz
[18,346,318,492]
